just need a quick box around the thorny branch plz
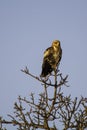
[0,67,87,130]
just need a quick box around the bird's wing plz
[41,47,54,77]
[43,46,55,65]
[44,47,53,58]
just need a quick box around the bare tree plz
[0,67,87,130]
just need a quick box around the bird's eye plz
[55,42,58,45]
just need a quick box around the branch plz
[21,66,69,88]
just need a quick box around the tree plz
[0,67,87,130]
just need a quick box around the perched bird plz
[40,40,62,77]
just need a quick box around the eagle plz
[40,40,62,77]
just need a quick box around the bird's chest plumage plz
[53,52,58,59]
[49,49,58,69]
[53,47,59,61]
[52,46,61,67]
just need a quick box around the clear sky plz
[0,0,87,129]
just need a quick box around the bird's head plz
[52,40,60,48]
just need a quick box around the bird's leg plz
[56,63,60,74]
[54,68,57,86]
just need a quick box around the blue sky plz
[0,0,87,129]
